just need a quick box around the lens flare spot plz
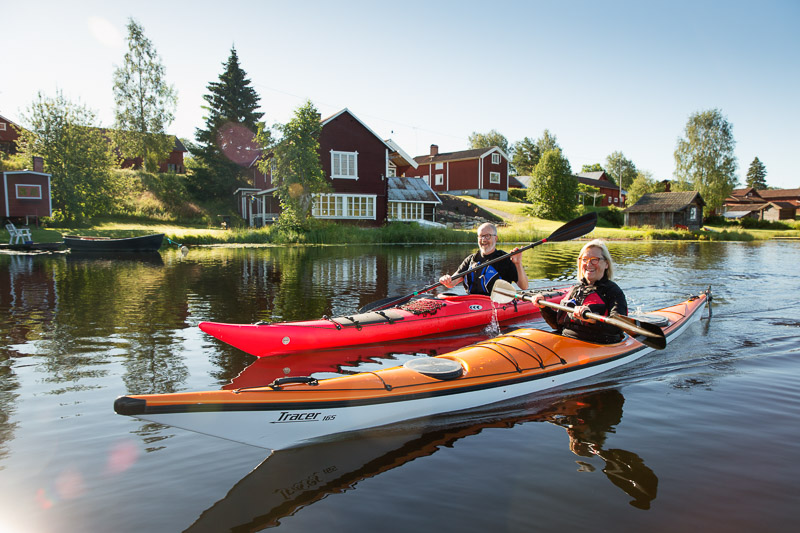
[216,122,260,166]
[288,183,304,199]
[35,488,54,510]
[106,439,140,475]
[56,468,85,500]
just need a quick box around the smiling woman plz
[533,238,628,344]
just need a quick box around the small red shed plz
[2,169,53,223]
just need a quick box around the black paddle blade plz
[615,315,666,350]
[546,212,598,243]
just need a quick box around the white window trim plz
[330,150,359,180]
[435,173,444,185]
[0,123,6,131]
[15,183,42,200]
[313,193,376,220]
[435,162,444,170]
[489,171,501,184]
[491,153,500,164]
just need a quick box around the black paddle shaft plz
[360,212,598,313]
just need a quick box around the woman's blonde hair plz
[577,239,616,280]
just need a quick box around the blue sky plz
[3,0,798,188]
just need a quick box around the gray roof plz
[388,177,442,203]
[624,191,704,213]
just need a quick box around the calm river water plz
[1,240,798,532]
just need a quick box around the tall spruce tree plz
[192,46,264,199]
[745,157,767,189]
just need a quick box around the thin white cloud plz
[88,16,123,48]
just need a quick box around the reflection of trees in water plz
[0,364,20,467]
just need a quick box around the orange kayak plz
[115,290,710,451]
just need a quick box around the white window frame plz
[389,201,424,221]
[15,183,42,200]
[435,163,444,170]
[330,150,358,180]
[0,123,6,131]
[492,153,500,164]
[489,171,501,184]
[423,175,430,186]
[313,193,375,220]
[435,173,444,185]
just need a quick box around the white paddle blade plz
[490,280,520,304]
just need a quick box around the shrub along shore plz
[25,210,800,247]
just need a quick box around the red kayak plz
[200,288,568,358]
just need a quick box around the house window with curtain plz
[331,151,358,179]
[435,174,444,185]
[489,171,500,184]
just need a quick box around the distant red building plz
[576,171,624,207]
[399,145,511,201]
[117,136,188,173]
[0,114,21,155]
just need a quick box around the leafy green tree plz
[468,129,510,154]
[535,129,561,154]
[626,170,661,206]
[18,91,116,222]
[745,157,767,190]
[581,163,604,173]
[605,151,637,190]
[578,183,603,206]
[526,149,577,220]
[510,137,540,176]
[192,46,264,199]
[674,108,738,216]
[113,18,177,171]
[257,100,328,228]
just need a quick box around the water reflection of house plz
[235,109,436,227]
[624,191,705,230]
[0,255,59,348]
[722,187,798,221]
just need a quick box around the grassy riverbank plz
[19,198,800,246]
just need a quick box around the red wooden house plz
[236,109,421,226]
[118,136,188,173]
[723,187,798,220]
[0,114,21,155]
[399,145,511,201]
[2,157,52,224]
[576,171,624,207]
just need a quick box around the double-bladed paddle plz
[490,279,667,350]
[359,212,598,313]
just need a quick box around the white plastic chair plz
[5,223,33,244]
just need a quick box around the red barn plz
[399,145,511,201]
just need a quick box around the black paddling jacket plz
[541,275,628,344]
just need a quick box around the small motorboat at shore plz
[63,233,164,252]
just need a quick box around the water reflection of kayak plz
[114,291,709,451]
[199,288,569,358]
[183,388,655,532]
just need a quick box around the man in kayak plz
[533,239,627,344]
[439,222,529,295]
